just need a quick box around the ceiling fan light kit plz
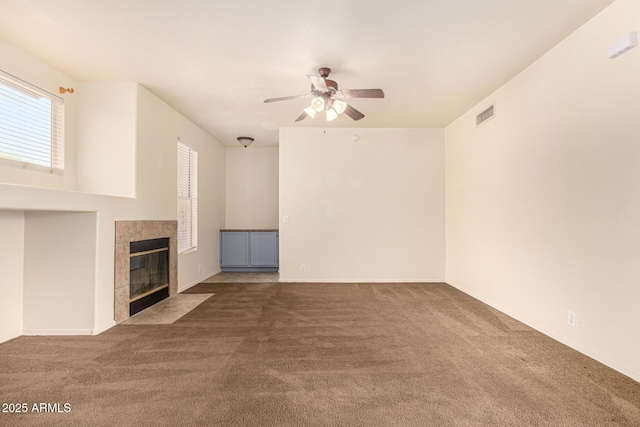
[311,97,325,112]
[264,67,385,122]
[303,105,317,118]
[325,108,338,121]
[332,99,347,115]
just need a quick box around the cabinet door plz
[220,232,250,267]
[249,232,278,267]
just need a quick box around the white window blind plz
[178,139,198,253]
[0,70,64,174]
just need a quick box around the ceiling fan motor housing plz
[318,67,331,78]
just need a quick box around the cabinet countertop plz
[220,229,279,232]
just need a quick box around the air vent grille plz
[476,105,495,126]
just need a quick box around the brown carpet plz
[1,282,639,426]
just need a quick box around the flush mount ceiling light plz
[237,136,254,148]
[264,67,384,122]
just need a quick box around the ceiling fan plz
[264,67,384,122]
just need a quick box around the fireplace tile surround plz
[114,220,177,323]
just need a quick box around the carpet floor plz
[1,282,639,426]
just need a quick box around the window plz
[0,70,64,173]
[177,139,198,253]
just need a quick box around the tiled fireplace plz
[114,221,178,323]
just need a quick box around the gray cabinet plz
[220,232,250,267]
[220,230,278,272]
[249,232,278,267]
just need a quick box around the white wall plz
[0,39,78,191]
[445,0,640,381]
[280,128,445,282]
[135,86,226,291]
[77,82,137,197]
[0,211,25,342]
[23,211,97,335]
[0,40,227,340]
[226,147,278,229]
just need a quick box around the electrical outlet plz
[300,264,305,272]
[567,310,576,327]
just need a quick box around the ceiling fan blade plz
[336,89,385,99]
[308,75,328,92]
[294,111,307,122]
[344,104,365,121]
[264,94,310,103]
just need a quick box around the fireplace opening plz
[129,238,169,316]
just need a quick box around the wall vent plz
[476,104,495,127]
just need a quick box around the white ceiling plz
[0,0,616,147]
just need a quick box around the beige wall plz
[23,211,97,335]
[77,82,138,197]
[280,128,445,282]
[135,86,226,291]
[0,185,131,337]
[0,42,226,340]
[0,211,25,342]
[445,0,640,381]
[226,147,279,229]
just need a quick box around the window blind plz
[0,70,64,173]
[177,139,198,253]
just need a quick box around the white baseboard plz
[92,320,116,336]
[2,326,111,342]
[278,277,444,283]
[446,280,640,383]
[0,330,23,344]
[178,270,219,293]
[23,329,93,336]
